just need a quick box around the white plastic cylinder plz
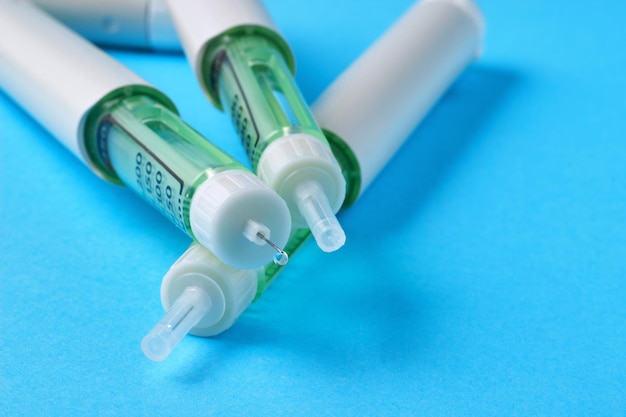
[312,0,485,195]
[256,135,346,228]
[188,170,291,269]
[0,0,173,169]
[29,0,180,51]
[164,0,293,100]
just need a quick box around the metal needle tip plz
[257,232,289,266]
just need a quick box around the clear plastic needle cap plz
[295,180,346,252]
[141,286,211,362]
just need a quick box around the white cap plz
[165,0,294,101]
[189,169,291,269]
[161,244,258,337]
[0,0,174,175]
[141,244,258,361]
[256,134,346,251]
[312,0,485,195]
[29,0,180,51]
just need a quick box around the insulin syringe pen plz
[165,0,347,253]
[142,0,485,361]
[0,0,291,269]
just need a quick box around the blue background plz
[1,0,625,415]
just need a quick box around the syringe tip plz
[141,286,212,362]
[311,219,346,252]
[141,331,171,362]
[294,180,346,252]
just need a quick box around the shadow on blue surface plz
[357,64,521,231]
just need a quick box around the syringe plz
[0,0,291,270]
[165,0,348,253]
[142,0,485,361]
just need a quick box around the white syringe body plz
[0,0,157,165]
[29,0,179,51]
[314,0,485,194]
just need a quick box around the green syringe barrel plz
[167,0,348,253]
[0,0,291,270]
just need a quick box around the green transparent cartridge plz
[0,0,291,269]
[166,0,348,253]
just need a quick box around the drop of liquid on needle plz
[257,232,289,266]
[273,250,288,266]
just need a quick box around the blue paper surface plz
[1,1,625,415]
